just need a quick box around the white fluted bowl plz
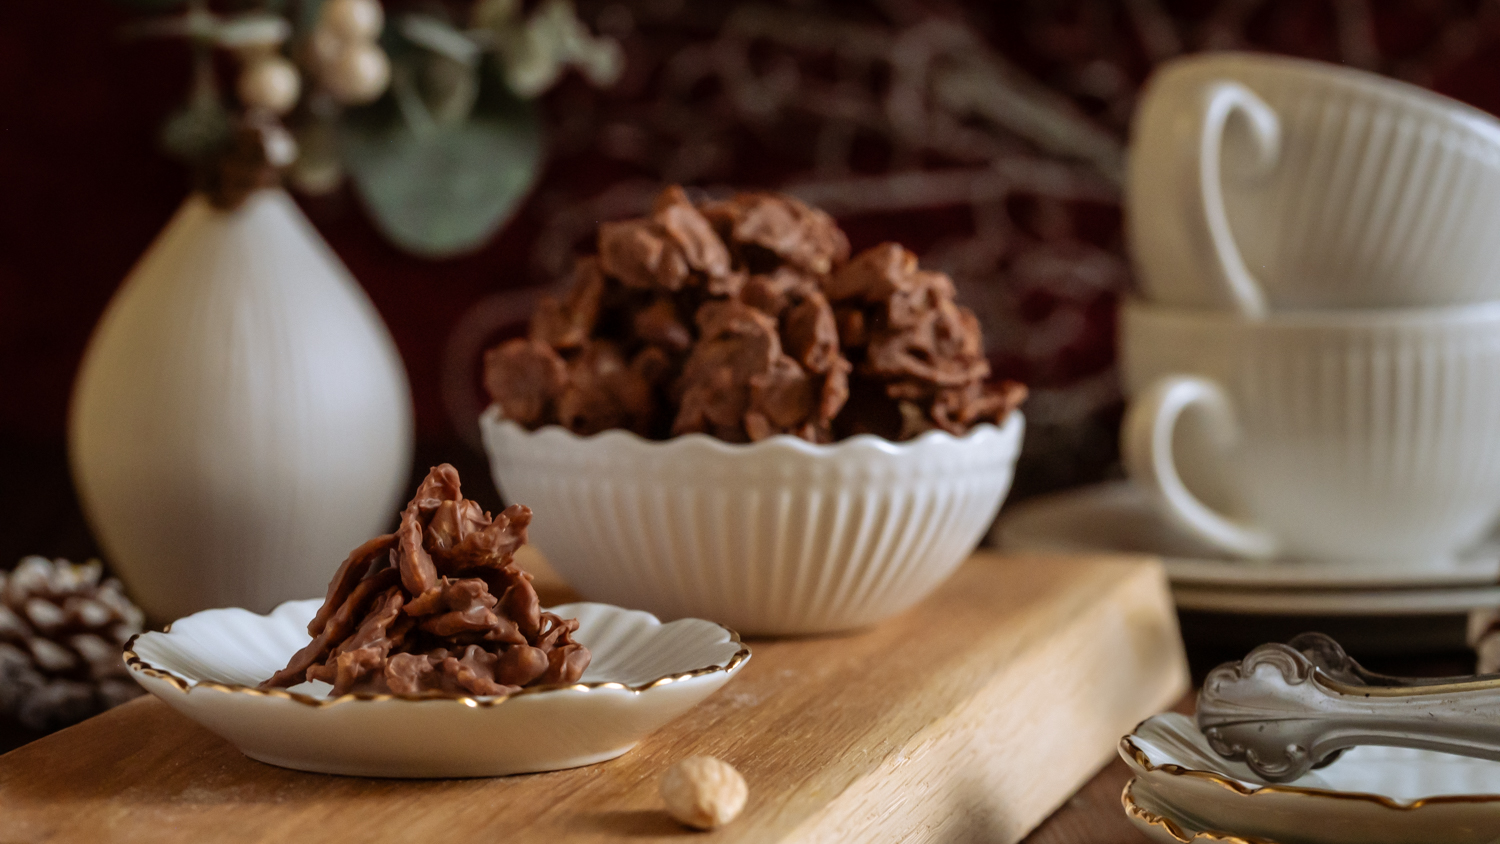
[480,405,1024,635]
[126,599,748,778]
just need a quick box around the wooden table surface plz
[0,552,1187,843]
[0,700,1174,843]
[1,444,1481,842]
[1021,697,1192,844]
[0,705,1168,844]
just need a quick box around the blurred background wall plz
[5,0,1500,568]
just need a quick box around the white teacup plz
[1119,298,1500,565]
[1129,52,1500,316]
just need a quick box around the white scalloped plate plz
[126,599,749,778]
[1120,713,1500,843]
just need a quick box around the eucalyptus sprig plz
[126,0,623,257]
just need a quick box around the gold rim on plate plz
[1121,777,1278,844]
[124,618,751,710]
[1121,733,1500,810]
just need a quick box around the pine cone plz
[0,557,146,733]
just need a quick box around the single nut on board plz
[660,756,748,830]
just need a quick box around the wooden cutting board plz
[0,551,1187,844]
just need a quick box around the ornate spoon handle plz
[1196,632,1500,782]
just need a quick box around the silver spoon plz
[1196,632,1500,783]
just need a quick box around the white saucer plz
[127,599,749,778]
[1121,713,1500,844]
[993,482,1500,615]
[1164,583,1500,615]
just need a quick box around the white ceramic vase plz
[69,189,413,623]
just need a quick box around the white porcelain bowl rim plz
[1122,719,1500,810]
[479,404,1023,459]
[1123,298,1500,330]
[125,599,750,709]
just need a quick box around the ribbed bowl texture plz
[1121,300,1500,563]
[481,406,1024,636]
[126,599,747,777]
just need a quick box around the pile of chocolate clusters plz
[262,465,588,697]
[485,186,1025,443]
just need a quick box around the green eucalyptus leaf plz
[158,92,231,164]
[213,14,291,50]
[293,0,327,34]
[342,102,543,258]
[422,54,482,127]
[398,13,482,65]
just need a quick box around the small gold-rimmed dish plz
[126,599,749,777]
[1122,778,1277,844]
[1121,713,1500,844]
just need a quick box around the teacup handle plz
[1198,81,1281,320]
[1122,374,1279,559]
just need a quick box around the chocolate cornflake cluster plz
[484,186,1025,443]
[262,465,589,697]
[828,243,1029,440]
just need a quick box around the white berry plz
[237,55,301,115]
[320,0,384,42]
[323,41,391,104]
[660,756,747,830]
[260,123,299,168]
[308,27,345,72]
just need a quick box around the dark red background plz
[6,0,1500,568]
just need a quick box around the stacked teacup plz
[1122,51,1500,568]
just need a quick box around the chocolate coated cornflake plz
[828,242,1025,439]
[484,339,567,429]
[671,299,844,442]
[483,186,1023,443]
[599,186,733,292]
[261,465,589,697]
[702,192,849,275]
